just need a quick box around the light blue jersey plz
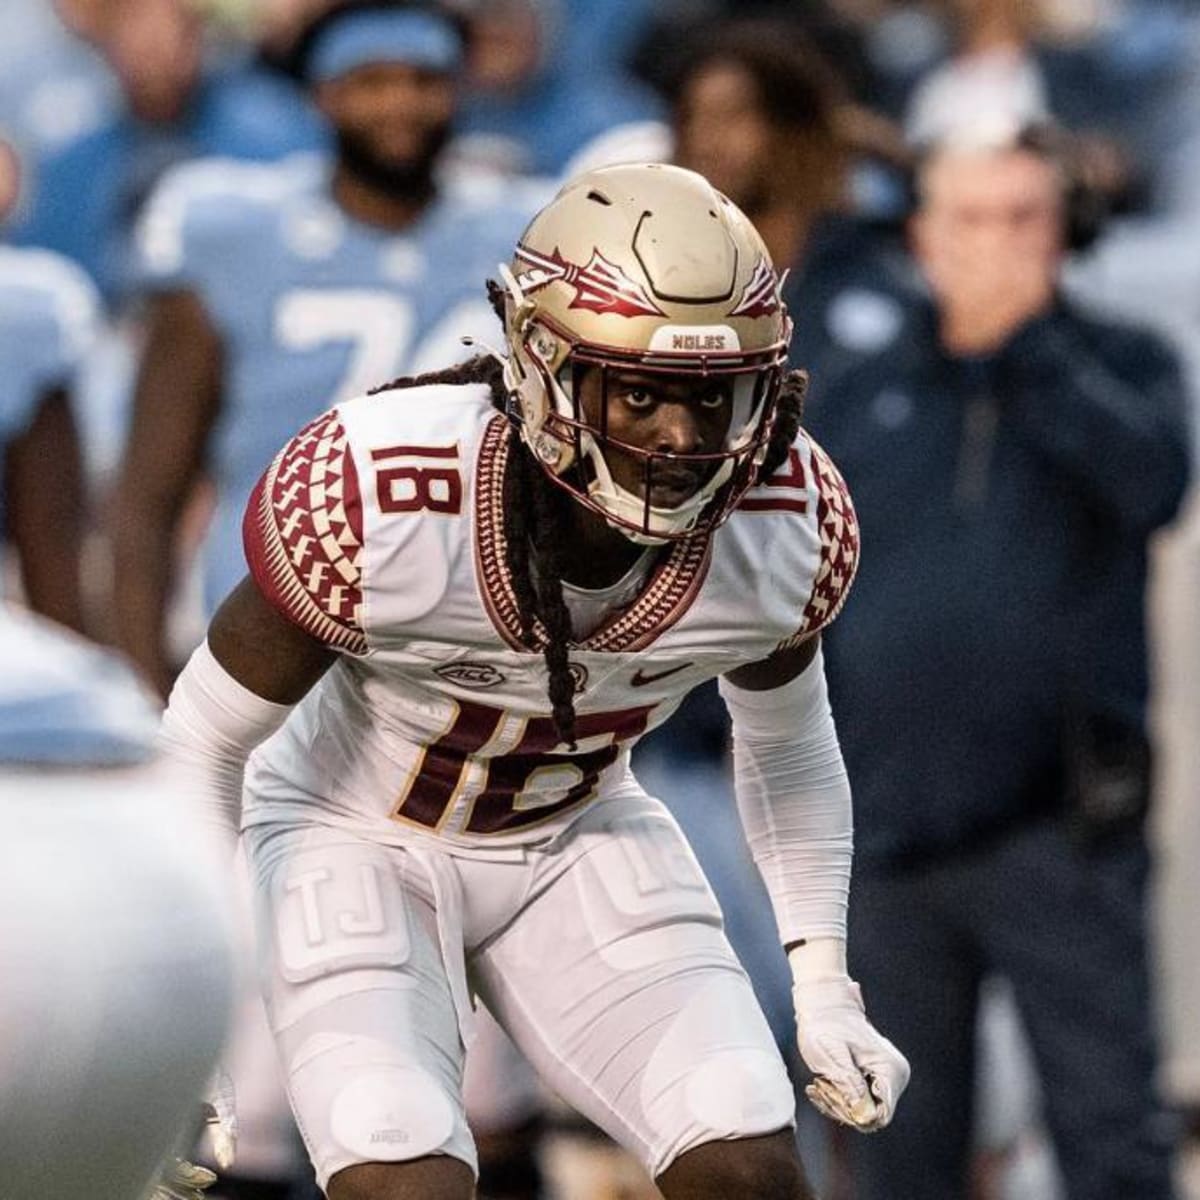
[0,246,98,531]
[136,154,534,613]
[0,605,159,765]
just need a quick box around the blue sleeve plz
[0,250,100,408]
[132,157,277,298]
[132,161,219,293]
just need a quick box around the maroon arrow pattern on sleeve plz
[243,409,368,654]
[779,436,860,649]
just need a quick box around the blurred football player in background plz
[114,0,529,697]
[0,135,97,631]
[4,0,323,306]
[0,603,233,1200]
[159,162,909,1200]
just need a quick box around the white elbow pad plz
[160,641,293,857]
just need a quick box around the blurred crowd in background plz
[2,1,1200,1198]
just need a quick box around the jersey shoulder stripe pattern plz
[243,409,368,653]
[779,434,860,648]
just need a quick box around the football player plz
[0,136,96,631]
[0,604,233,1200]
[161,163,909,1200]
[113,0,533,697]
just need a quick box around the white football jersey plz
[241,380,858,850]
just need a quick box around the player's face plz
[317,62,456,181]
[913,149,1065,282]
[575,368,735,508]
[674,62,773,214]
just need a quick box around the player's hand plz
[149,1157,218,1200]
[202,1066,238,1171]
[792,976,909,1133]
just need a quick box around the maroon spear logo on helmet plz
[514,245,667,319]
[730,257,782,319]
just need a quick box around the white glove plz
[791,946,909,1133]
[150,1158,218,1200]
[201,1066,238,1172]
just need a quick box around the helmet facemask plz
[497,163,792,545]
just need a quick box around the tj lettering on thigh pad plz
[248,827,477,1186]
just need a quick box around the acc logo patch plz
[569,662,589,694]
[434,662,506,689]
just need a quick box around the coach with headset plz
[804,121,1191,1200]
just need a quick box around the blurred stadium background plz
[2,1,1198,1198]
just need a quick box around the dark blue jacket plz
[806,299,1191,866]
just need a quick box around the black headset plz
[1013,122,1108,252]
[901,121,1109,253]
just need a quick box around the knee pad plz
[329,1064,457,1160]
[642,976,795,1176]
[287,1028,475,1189]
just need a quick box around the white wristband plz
[788,937,849,984]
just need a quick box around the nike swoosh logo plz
[630,662,693,688]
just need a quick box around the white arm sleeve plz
[159,641,293,859]
[718,645,853,949]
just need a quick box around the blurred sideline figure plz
[0,136,98,632]
[671,17,914,385]
[6,0,322,306]
[807,122,1190,1200]
[449,0,663,179]
[0,603,234,1200]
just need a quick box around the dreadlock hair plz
[758,367,807,479]
[370,280,808,749]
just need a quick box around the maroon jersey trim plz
[778,435,860,648]
[473,414,713,653]
[243,410,369,654]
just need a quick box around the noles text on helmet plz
[499,163,793,544]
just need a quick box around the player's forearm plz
[13,524,85,634]
[5,390,87,633]
[111,500,181,695]
[719,646,854,949]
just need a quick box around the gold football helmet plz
[499,162,792,543]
